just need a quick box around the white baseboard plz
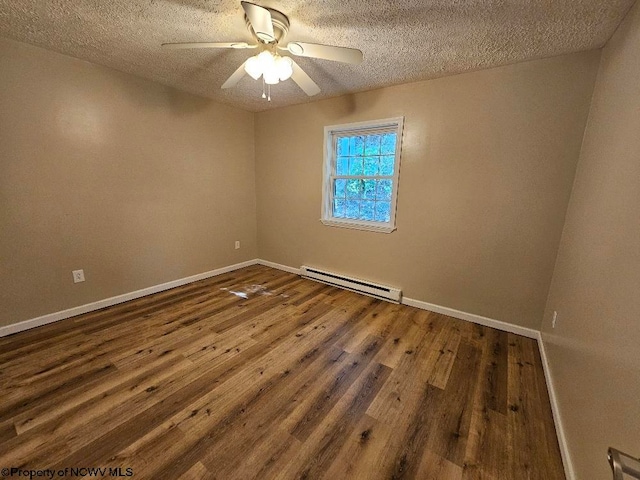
[256,258,538,339]
[256,259,301,275]
[537,332,575,480]
[0,259,259,338]
[401,297,539,339]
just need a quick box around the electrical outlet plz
[552,311,558,328]
[72,269,85,283]
[235,241,240,250]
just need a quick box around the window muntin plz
[322,118,403,233]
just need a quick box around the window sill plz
[320,218,396,234]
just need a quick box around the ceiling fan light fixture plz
[245,51,290,84]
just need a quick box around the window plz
[321,117,404,233]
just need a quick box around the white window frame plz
[321,117,404,233]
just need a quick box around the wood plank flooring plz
[0,265,565,479]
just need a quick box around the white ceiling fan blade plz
[221,61,248,89]
[290,60,320,96]
[162,42,256,50]
[241,1,276,43]
[281,42,363,65]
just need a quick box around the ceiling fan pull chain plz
[268,84,271,102]
[262,77,266,98]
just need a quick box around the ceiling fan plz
[161,1,363,100]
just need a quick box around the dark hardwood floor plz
[0,265,565,479]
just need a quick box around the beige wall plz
[0,37,257,328]
[255,51,600,329]
[2,20,637,477]
[542,2,640,478]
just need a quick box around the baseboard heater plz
[300,266,402,303]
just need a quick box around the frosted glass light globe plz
[263,69,280,85]
[257,51,275,71]
[276,56,293,81]
[244,55,262,80]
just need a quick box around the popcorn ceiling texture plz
[0,0,635,111]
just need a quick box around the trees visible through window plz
[322,118,404,233]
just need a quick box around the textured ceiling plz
[0,0,635,111]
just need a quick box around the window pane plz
[333,198,346,218]
[337,137,350,156]
[334,178,347,198]
[346,179,362,199]
[345,200,360,219]
[363,156,379,176]
[365,134,381,155]
[362,179,376,200]
[350,136,364,156]
[360,200,375,221]
[336,156,349,175]
[349,157,363,176]
[381,133,397,155]
[375,201,391,222]
[376,179,393,201]
[380,156,395,175]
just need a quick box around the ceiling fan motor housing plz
[245,7,290,43]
